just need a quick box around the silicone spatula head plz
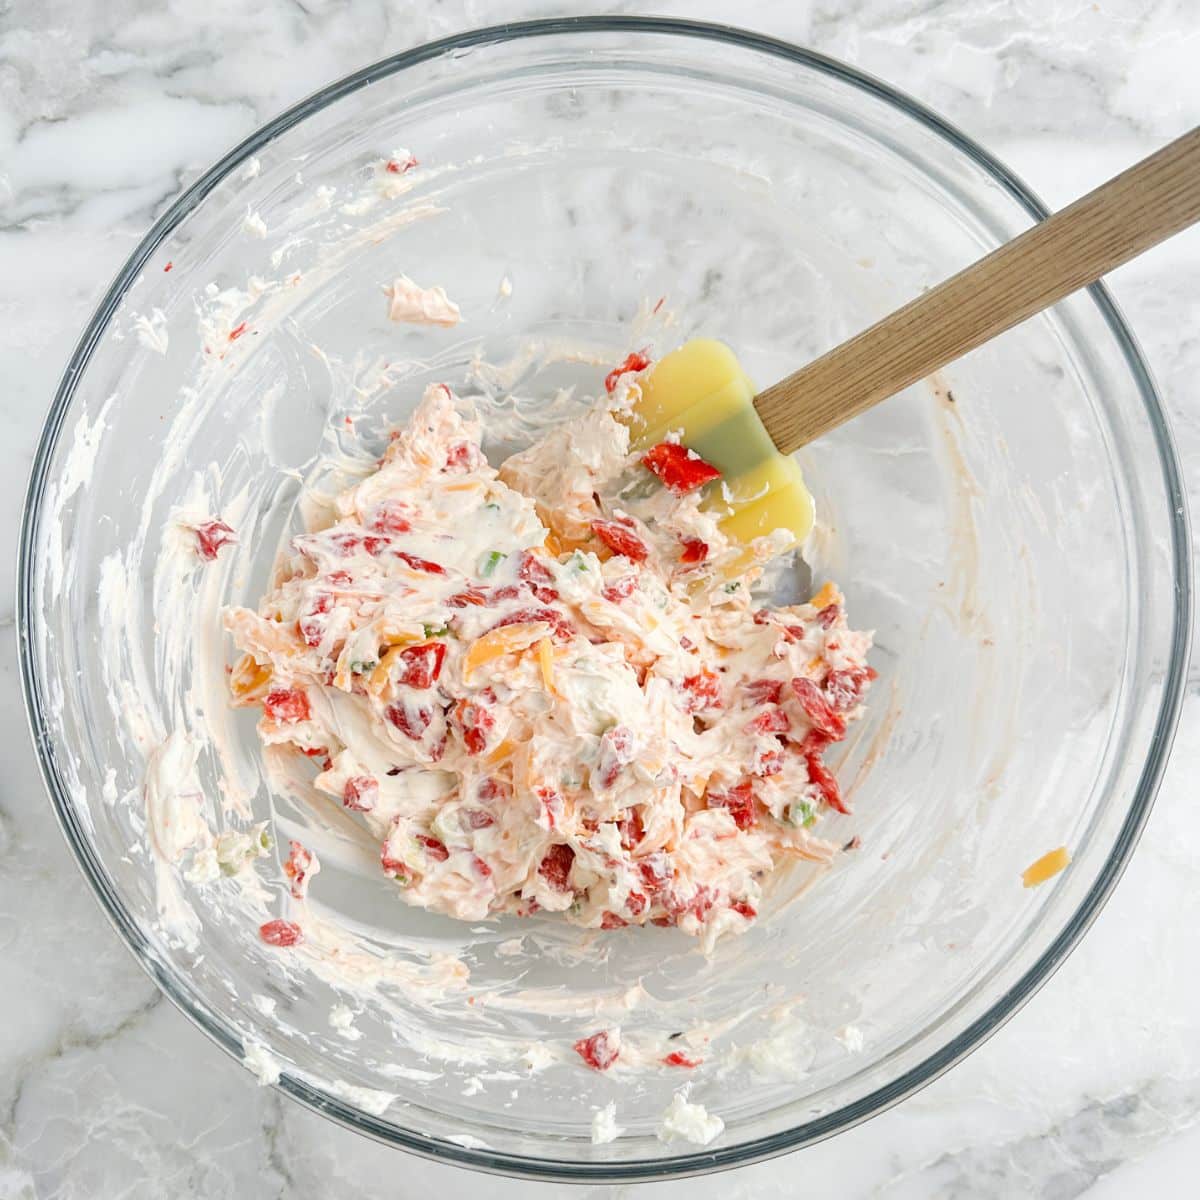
[625,339,815,550]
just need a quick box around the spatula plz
[625,126,1200,548]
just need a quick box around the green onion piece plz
[789,800,817,828]
[422,624,448,638]
[480,550,505,577]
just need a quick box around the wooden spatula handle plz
[755,126,1200,454]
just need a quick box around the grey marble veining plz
[2,2,1199,1197]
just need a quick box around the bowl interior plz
[21,20,1188,1180]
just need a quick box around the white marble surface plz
[2,1,1199,1196]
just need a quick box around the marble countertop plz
[2,2,1198,1196]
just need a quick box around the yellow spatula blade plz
[626,339,815,548]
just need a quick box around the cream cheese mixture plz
[221,357,874,959]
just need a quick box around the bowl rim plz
[16,14,1193,1183]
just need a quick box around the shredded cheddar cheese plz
[1022,846,1071,888]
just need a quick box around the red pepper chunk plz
[445,442,477,470]
[680,537,708,565]
[825,665,878,711]
[604,350,651,394]
[591,519,648,564]
[596,725,636,789]
[385,153,418,174]
[452,696,496,755]
[707,780,756,830]
[283,840,316,899]
[264,687,310,724]
[490,607,574,641]
[602,575,638,603]
[806,751,848,814]
[343,776,378,812]
[536,785,563,830]
[538,843,576,891]
[518,551,555,587]
[447,586,489,608]
[416,834,449,862]
[371,500,413,533]
[384,701,432,741]
[681,668,722,714]
[395,641,447,689]
[817,603,841,629]
[746,706,789,735]
[637,853,671,894]
[641,442,721,495]
[743,678,784,706]
[298,593,333,648]
[259,919,303,947]
[394,551,445,575]
[194,519,236,562]
[618,805,644,850]
[663,1051,702,1068]
[729,899,757,920]
[753,746,785,777]
[574,1029,620,1071]
[791,677,847,739]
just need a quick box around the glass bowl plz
[18,16,1191,1183]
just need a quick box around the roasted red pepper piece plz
[264,687,310,723]
[824,665,878,711]
[595,724,635,788]
[743,678,784,706]
[746,706,790,735]
[791,677,847,739]
[641,442,721,495]
[394,641,447,689]
[447,586,489,608]
[662,1051,702,1068]
[489,606,574,640]
[283,840,316,899]
[452,695,496,755]
[806,751,848,814]
[384,701,432,741]
[681,668,722,713]
[194,519,236,562]
[259,919,302,947]
[591,519,648,564]
[538,843,575,891]
[707,780,756,830]
[604,350,651,394]
[574,1029,620,1070]
[371,500,414,533]
[602,575,638,603]
[394,550,445,575]
[343,775,378,812]
[416,834,449,862]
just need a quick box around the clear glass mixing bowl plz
[18,17,1191,1183]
